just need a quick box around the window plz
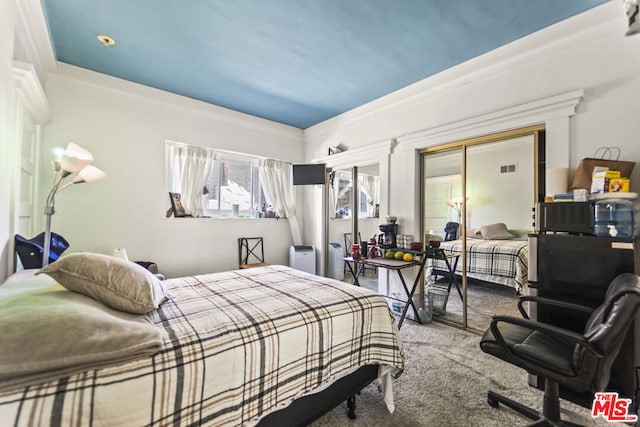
[166,141,271,218]
[203,156,267,218]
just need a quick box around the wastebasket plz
[428,287,449,316]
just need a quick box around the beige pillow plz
[479,223,515,240]
[0,273,165,391]
[37,252,168,314]
[466,228,482,239]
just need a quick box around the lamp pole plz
[42,206,55,266]
[42,172,64,267]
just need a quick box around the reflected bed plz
[430,238,528,293]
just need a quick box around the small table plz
[426,248,461,300]
[344,255,429,328]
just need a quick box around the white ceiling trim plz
[13,0,56,83]
[13,60,51,124]
[52,63,304,139]
[396,89,583,149]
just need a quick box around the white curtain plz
[361,175,379,217]
[168,144,215,217]
[259,159,302,245]
[331,171,352,216]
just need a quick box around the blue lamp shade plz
[15,232,70,269]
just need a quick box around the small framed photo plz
[169,192,186,217]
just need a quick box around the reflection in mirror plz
[422,134,536,333]
[327,164,381,291]
[423,149,464,327]
[330,170,353,219]
[329,167,380,221]
[463,136,534,332]
[327,168,353,285]
[358,163,380,220]
[423,150,463,242]
[357,164,381,293]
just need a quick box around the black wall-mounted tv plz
[293,163,326,185]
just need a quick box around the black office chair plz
[479,273,640,426]
[238,237,268,269]
[444,222,459,241]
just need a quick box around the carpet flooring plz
[310,320,610,427]
[437,277,521,332]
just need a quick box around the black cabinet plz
[528,233,637,408]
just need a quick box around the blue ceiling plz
[41,0,606,129]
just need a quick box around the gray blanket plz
[0,272,165,392]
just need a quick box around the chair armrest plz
[516,295,594,320]
[490,315,605,366]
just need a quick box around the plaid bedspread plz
[0,265,403,427]
[430,239,528,292]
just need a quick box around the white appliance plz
[289,245,316,274]
[327,242,344,280]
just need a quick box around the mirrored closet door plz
[326,164,381,291]
[421,126,543,332]
[356,163,380,293]
[327,167,355,285]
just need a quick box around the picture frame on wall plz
[169,192,187,217]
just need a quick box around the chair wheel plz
[487,395,499,408]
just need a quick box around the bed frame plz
[257,364,379,426]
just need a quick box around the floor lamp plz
[42,143,106,266]
[447,196,467,239]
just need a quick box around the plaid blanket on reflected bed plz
[430,239,528,293]
[0,265,404,427]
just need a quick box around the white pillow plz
[37,252,168,314]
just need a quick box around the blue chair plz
[15,232,70,269]
[444,222,459,241]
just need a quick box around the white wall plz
[42,65,305,278]
[466,137,534,231]
[303,3,640,267]
[0,0,16,282]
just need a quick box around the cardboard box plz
[609,178,630,192]
[591,168,622,194]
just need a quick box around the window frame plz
[165,141,270,219]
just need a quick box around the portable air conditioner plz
[327,242,344,280]
[289,245,316,275]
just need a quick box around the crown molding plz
[52,63,304,139]
[13,0,57,83]
[397,89,583,149]
[13,60,51,124]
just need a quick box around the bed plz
[430,238,528,293]
[0,258,404,427]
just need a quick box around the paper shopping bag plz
[570,147,635,190]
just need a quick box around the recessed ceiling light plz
[97,34,116,47]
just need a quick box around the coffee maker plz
[378,216,398,249]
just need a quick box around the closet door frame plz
[420,124,544,331]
